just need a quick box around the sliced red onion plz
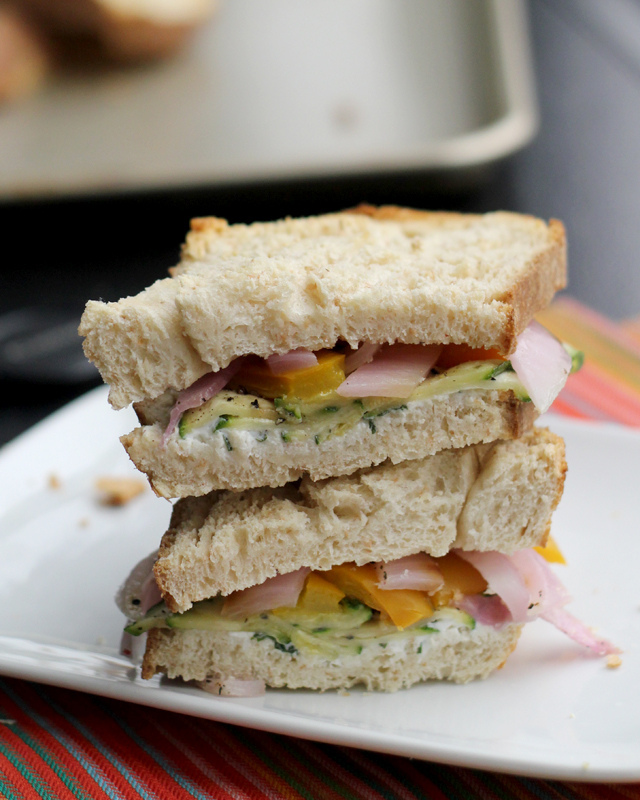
[510,321,571,413]
[221,568,310,619]
[198,676,266,697]
[119,630,147,663]
[509,548,570,617]
[115,550,158,620]
[505,549,620,655]
[336,343,443,398]
[344,343,381,375]
[120,631,134,658]
[456,548,619,656]
[139,572,163,614]
[375,553,444,592]
[161,359,244,446]
[267,349,318,375]
[541,606,621,656]
[456,551,531,623]
[457,594,512,629]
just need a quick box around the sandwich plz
[80,205,616,695]
[79,206,573,499]
[118,429,617,693]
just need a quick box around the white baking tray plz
[0,0,537,200]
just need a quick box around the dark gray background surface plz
[511,0,640,320]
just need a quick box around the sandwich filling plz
[151,322,582,449]
[124,544,615,667]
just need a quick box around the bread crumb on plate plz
[95,476,146,506]
[47,473,62,490]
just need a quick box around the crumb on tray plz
[47,473,62,490]
[606,654,622,669]
[95,476,146,506]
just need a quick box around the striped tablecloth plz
[2,296,639,800]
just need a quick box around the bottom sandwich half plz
[132,542,555,693]
[120,427,617,694]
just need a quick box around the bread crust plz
[141,623,523,689]
[152,427,565,612]
[80,207,567,409]
[351,206,567,352]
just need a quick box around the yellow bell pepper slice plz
[296,573,346,614]
[321,563,433,629]
[232,351,346,401]
[430,552,488,608]
[534,535,566,564]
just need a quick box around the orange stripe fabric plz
[542,298,640,426]
[538,298,640,398]
[622,317,640,346]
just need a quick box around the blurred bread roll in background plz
[0,0,216,103]
[9,0,216,62]
[0,5,49,102]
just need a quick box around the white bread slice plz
[141,622,523,689]
[122,386,537,498]
[155,428,566,613]
[79,207,566,410]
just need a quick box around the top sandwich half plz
[80,206,566,410]
[79,206,570,496]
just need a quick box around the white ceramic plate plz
[1,387,637,782]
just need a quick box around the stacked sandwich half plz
[80,206,617,694]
